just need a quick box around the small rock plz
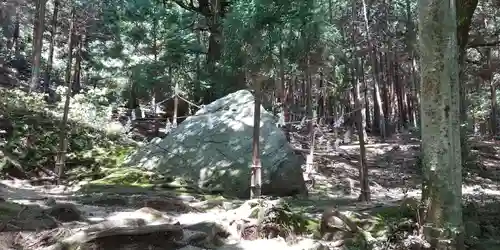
[105,207,172,226]
[183,221,231,247]
[144,198,197,213]
[92,196,128,206]
[43,197,56,206]
[181,229,209,245]
[191,199,225,210]
[177,195,197,202]
[44,203,83,222]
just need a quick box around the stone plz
[143,197,198,213]
[44,203,83,222]
[183,221,231,247]
[0,117,13,140]
[125,90,307,198]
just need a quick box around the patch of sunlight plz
[368,169,383,174]
[151,137,162,144]
[172,146,186,155]
[173,132,189,141]
[87,216,106,223]
[236,157,246,164]
[193,157,204,166]
[5,199,40,206]
[262,142,273,151]
[199,161,232,179]
[106,209,170,225]
[202,115,217,130]
[463,185,500,196]
[232,144,244,151]
[227,115,264,131]
[229,168,242,176]
[140,156,161,169]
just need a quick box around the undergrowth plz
[0,88,140,183]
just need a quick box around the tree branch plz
[169,0,202,14]
[468,40,500,48]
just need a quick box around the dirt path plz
[2,138,500,249]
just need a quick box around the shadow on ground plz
[0,181,251,250]
[463,193,500,249]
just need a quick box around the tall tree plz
[45,0,59,93]
[418,0,463,249]
[250,73,262,198]
[55,7,76,182]
[169,0,228,76]
[456,0,478,159]
[30,0,48,92]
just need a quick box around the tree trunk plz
[418,0,463,248]
[361,59,371,130]
[393,53,407,130]
[152,13,160,136]
[353,58,370,201]
[72,35,83,94]
[411,53,420,128]
[250,74,262,199]
[317,72,324,124]
[361,0,386,139]
[489,77,496,136]
[381,52,391,135]
[13,10,21,58]
[206,0,222,75]
[306,63,313,146]
[55,8,76,182]
[45,0,59,93]
[456,0,479,159]
[405,0,418,128]
[483,47,496,137]
[30,0,48,92]
[278,43,290,141]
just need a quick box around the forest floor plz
[1,130,500,249]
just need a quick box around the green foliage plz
[221,0,327,75]
[43,0,357,108]
[262,201,316,235]
[0,88,135,179]
[366,199,421,247]
[90,167,157,186]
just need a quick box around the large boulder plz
[125,90,307,198]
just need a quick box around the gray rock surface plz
[125,90,307,198]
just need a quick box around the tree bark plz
[250,74,262,199]
[361,0,386,139]
[72,35,83,94]
[55,8,76,182]
[30,0,48,92]
[13,10,21,58]
[45,0,59,93]
[353,58,370,201]
[456,0,478,159]
[418,0,463,248]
